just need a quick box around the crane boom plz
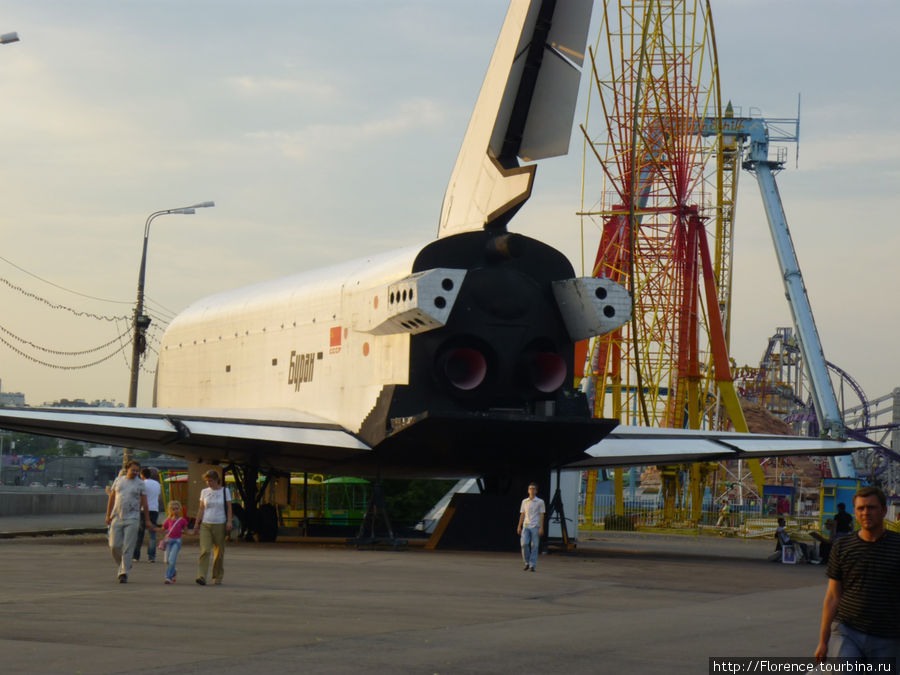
[701,112,855,478]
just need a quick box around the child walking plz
[159,501,188,584]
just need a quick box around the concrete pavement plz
[0,530,830,674]
[0,512,106,536]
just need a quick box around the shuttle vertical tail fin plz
[438,0,594,238]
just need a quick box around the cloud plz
[0,55,138,144]
[245,97,447,161]
[225,74,337,102]
[799,132,900,171]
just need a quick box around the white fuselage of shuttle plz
[157,245,424,433]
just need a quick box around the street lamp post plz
[0,32,19,45]
[127,202,215,409]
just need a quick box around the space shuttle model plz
[2,0,628,478]
[146,0,628,479]
[0,0,866,498]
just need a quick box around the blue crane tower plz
[701,103,855,478]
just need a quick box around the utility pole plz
[123,202,214,467]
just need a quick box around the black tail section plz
[357,230,613,476]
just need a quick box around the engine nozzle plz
[443,347,488,391]
[528,352,567,393]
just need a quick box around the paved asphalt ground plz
[0,513,107,536]
[0,521,831,674]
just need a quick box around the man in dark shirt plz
[815,486,900,663]
[834,502,854,537]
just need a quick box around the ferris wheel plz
[578,0,744,434]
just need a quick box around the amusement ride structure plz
[575,0,877,521]
[735,327,900,493]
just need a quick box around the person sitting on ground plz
[776,517,811,562]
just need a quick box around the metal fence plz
[579,495,824,537]
[579,493,900,542]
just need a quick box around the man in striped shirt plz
[815,486,900,663]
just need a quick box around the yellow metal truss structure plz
[578,1,763,523]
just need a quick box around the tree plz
[383,479,456,528]
[9,433,58,455]
[60,440,86,457]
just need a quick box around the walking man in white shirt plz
[105,460,153,583]
[517,482,545,572]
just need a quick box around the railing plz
[579,495,825,537]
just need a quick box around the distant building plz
[0,379,126,408]
[86,446,123,459]
[0,391,26,407]
[44,398,122,408]
[0,378,26,406]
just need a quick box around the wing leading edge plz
[567,425,874,469]
[0,406,871,476]
[0,407,370,472]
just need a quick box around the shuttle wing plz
[0,407,370,471]
[566,425,874,469]
[0,405,870,477]
[438,0,593,236]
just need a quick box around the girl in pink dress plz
[159,501,188,583]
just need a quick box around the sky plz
[0,0,897,412]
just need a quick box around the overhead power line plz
[0,323,133,356]
[0,254,131,304]
[145,294,178,318]
[0,331,132,370]
[0,276,130,322]
[146,309,174,326]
